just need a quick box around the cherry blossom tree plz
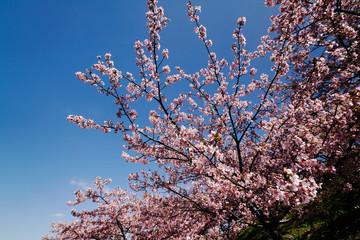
[44,0,359,239]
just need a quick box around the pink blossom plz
[104,52,111,60]
[198,25,207,40]
[250,68,257,76]
[162,65,170,75]
[161,48,169,59]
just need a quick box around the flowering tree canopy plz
[44,0,359,239]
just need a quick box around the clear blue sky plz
[0,1,277,239]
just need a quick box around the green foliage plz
[234,191,360,240]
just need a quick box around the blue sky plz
[0,1,277,239]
